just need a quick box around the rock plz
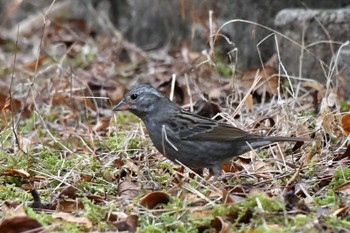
[275,8,350,98]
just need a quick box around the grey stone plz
[274,8,350,96]
[110,0,350,70]
[2,0,350,78]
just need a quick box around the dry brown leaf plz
[210,216,230,233]
[0,94,32,118]
[303,80,325,102]
[252,116,275,130]
[240,66,280,97]
[182,192,207,207]
[341,114,350,135]
[139,191,171,209]
[117,180,140,200]
[93,118,110,132]
[107,85,126,105]
[106,211,128,222]
[221,188,234,204]
[335,181,350,194]
[244,94,254,110]
[24,55,45,71]
[59,186,78,199]
[331,206,349,218]
[337,72,346,100]
[222,162,243,173]
[112,215,138,232]
[52,212,92,229]
[51,199,84,212]
[80,174,93,182]
[113,158,124,169]
[21,183,33,191]
[158,80,184,105]
[319,92,339,136]
[337,143,350,160]
[4,168,31,179]
[223,185,248,198]
[86,195,105,204]
[0,216,42,233]
[248,161,275,180]
[193,100,221,119]
[2,202,26,218]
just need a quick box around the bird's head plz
[113,84,169,118]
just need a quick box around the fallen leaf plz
[0,216,42,233]
[244,94,254,110]
[239,66,280,98]
[24,55,45,71]
[59,186,78,199]
[86,195,105,204]
[2,202,26,218]
[210,216,230,233]
[336,143,350,160]
[193,99,221,119]
[158,80,184,104]
[4,169,31,179]
[139,191,171,209]
[107,84,126,105]
[51,199,84,212]
[52,212,92,229]
[335,181,350,194]
[221,162,243,173]
[341,114,350,135]
[93,118,110,132]
[331,206,349,218]
[118,180,140,200]
[80,174,93,182]
[112,214,138,232]
[221,188,234,204]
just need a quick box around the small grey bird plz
[113,84,312,176]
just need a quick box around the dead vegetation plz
[0,1,350,233]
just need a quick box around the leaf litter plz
[0,2,350,232]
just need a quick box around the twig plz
[283,161,304,193]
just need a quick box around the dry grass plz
[0,1,349,233]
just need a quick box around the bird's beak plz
[113,99,129,111]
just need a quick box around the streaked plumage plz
[113,84,312,176]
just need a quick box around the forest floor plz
[0,2,350,233]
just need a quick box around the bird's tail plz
[246,136,314,151]
[265,136,315,143]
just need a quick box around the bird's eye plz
[130,93,138,100]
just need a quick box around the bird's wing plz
[165,110,254,141]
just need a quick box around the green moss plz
[216,62,233,77]
[137,195,213,232]
[137,225,166,233]
[324,215,350,229]
[0,150,28,170]
[82,199,108,223]
[104,129,146,152]
[330,166,350,188]
[314,190,336,206]
[212,204,230,216]
[0,128,13,148]
[55,223,87,233]
[340,100,349,111]
[112,112,140,125]
[25,206,53,226]
[0,184,32,201]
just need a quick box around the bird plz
[113,84,313,176]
